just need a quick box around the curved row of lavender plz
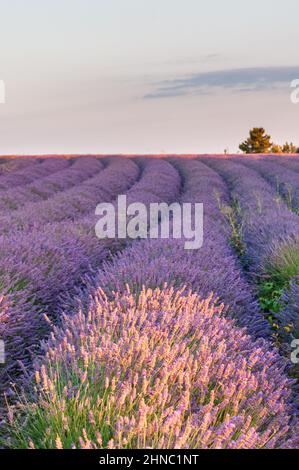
[0,159,181,404]
[6,158,298,448]
[0,157,178,236]
[235,159,299,337]
[0,159,121,234]
[0,157,104,213]
[235,157,299,213]
[0,158,181,235]
[0,158,139,398]
[0,157,70,191]
[267,155,299,173]
[83,158,270,338]
[203,158,299,338]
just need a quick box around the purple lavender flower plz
[7,288,297,449]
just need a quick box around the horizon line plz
[1,152,299,159]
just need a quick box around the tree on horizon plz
[239,128,272,154]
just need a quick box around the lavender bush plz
[6,288,297,449]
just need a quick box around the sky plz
[0,0,299,154]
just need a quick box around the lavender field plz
[0,154,298,449]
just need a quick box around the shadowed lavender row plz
[0,157,104,214]
[203,158,299,338]
[237,158,299,342]
[203,158,299,271]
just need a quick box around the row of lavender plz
[234,157,299,349]
[0,158,180,404]
[5,158,298,448]
[203,157,299,344]
[0,159,111,233]
[0,158,138,397]
[0,158,38,176]
[237,156,299,213]
[0,158,71,190]
[0,157,104,213]
[0,156,181,235]
[85,158,270,337]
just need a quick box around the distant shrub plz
[271,144,283,154]
[270,142,299,154]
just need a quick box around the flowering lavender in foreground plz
[7,288,297,449]
[87,239,269,339]
[276,279,299,380]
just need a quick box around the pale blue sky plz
[0,0,299,154]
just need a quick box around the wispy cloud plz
[144,66,299,99]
